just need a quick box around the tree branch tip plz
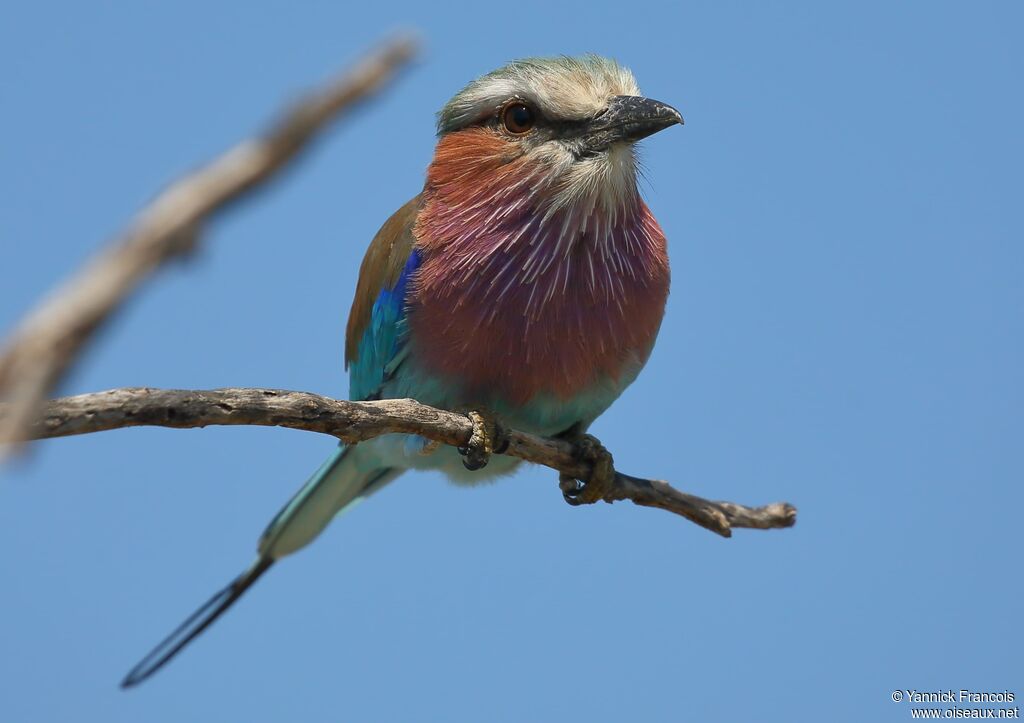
[0,36,420,452]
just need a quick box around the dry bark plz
[15,387,797,537]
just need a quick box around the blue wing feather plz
[348,248,421,401]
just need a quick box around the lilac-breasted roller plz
[123,55,682,687]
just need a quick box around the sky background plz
[1,1,1020,721]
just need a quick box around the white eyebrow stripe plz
[437,55,641,134]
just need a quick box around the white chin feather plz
[534,141,639,214]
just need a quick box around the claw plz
[558,432,615,505]
[559,474,587,505]
[458,411,509,471]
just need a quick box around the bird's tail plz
[121,444,400,688]
[120,556,274,688]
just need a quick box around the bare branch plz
[12,387,797,537]
[0,35,418,451]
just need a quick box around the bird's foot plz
[558,432,616,506]
[458,410,510,471]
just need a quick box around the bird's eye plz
[502,102,535,134]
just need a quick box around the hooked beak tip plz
[572,95,683,157]
[607,96,684,142]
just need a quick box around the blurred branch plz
[11,387,798,537]
[0,35,418,454]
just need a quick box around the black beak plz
[578,95,683,154]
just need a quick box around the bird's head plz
[429,55,682,214]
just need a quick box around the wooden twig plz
[0,35,418,452]
[11,387,798,537]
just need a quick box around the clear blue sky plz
[1,2,1020,721]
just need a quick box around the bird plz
[121,55,682,687]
